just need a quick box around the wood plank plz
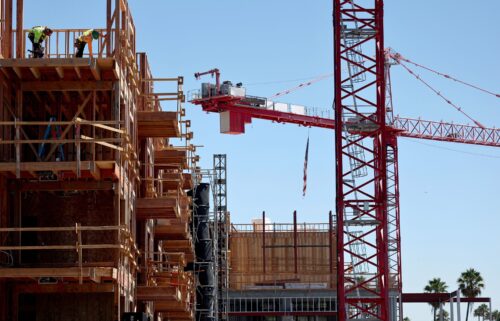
[160,172,183,190]
[29,67,41,79]
[162,240,193,253]
[0,58,97,68]
[90,59,101,80]
[12,66,22,78]
[16,181,114,191]
[55,67,65,79]
[0,267,117,279]
[21,81,113,92]
[137,111,180,138]
[138,111,177,122]
[155,149,187,168]
[13,283,114,293]
[0,161,114,174]
[155,222,189,240]
[74,66,82,79]
[136,197,180,220]
[136,286,180,302]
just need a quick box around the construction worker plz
[27,26,53,58]
[75,29,100,58]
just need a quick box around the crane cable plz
[390,52,500,99]
[246,74,331,86]
[396,59,486,129]
[267,73,333,99]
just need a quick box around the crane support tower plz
[333,1,392,321]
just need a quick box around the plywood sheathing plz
[229,230,335,289]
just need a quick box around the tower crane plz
[190,63,499,321]
[189,2,499,321]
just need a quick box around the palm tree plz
[458,268,485,321]
[425,278,448,321]
[403,317,411,321]
[434,309,450,321]
[474,304,489,321]
[491,309,500,321]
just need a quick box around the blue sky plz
[22,1,500,320]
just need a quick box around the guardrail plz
[231,223,331,233]
[12,28,113,59]
[0,225,137,282]
[0,118,127,175]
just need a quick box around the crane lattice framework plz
[334,1,392,321]
[190,3,499,321]
[213,154,229,321]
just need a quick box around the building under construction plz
[0,1,497,321]
[0,1,202,320]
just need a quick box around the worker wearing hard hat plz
[28,26,53,58]
[75,29,101,58]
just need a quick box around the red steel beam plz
[402,293,491,303]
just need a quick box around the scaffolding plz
[214,154,229,321]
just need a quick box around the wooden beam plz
[21,81,113,92]
[0,67,11,79]
[3,0,13,58]
[155,222,188,240]
[162,240,192,252]
[0,267,117,279]
[29,67,40,79]
[136,286,180,302]
[106,0,112,56]
[12,66,22,78]
[136,197,179,220]
[0,160,114,173]
[155,149,188,169]
[13,283,114,293]
[15,0,23,58]
[43,92,92,160]
[90,58,101,80]
[114,0,120,59]
[137,111,180,138]
[0,58,96,68]
[74,66,82,79]
[16,180,114,191]
[55,66,64,79]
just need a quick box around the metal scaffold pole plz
[213,154,229,321]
